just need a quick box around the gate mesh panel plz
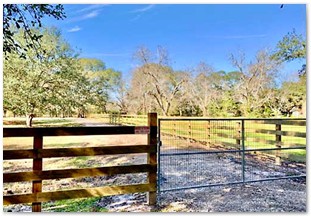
[159,118,306,192]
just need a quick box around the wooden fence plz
[3,113,158,212]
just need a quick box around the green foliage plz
[276,77,306,116]
[3,4,66,58]
[79,58,121,114]
[3,27,122,121]
[3,27,90,119]
[79,58,106,71]
[272,30,306,62]
[271,30,306,76]
[3,118,82,127]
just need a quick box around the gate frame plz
[157,117,306,193]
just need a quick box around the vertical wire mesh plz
[159,119,243,191]
[159,118,306,192]
[243,119,306,181]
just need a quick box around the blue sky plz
[42,4,306,82]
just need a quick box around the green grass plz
[68,156,101,168]
[43,197,108,212]
[3,118,82,127]
[283,149,306,163]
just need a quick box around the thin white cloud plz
[76,4,109,13]
[67,10,101,23]
[68,26,82,32]
[84,10,100,19]
[129,4,155,22]
[130,14,142,22]
[130,4,155,13]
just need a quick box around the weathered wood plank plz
[3,149,34,160]
[147,113,157,205]
[281,131,306,138]
[3,145,157,160]
[3,183,156,205]
[248,128,277,135]
[32,135,43,212]
[275,124,282,165]
[251,120,306,126]
[248,129,306,138]
[3,126,146,137]
[4,164,157,183]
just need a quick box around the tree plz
[131,46,188,116]
[230,50,280,117]
[186,62,240,117]
[3,27,86,126]
[271,30,306,76]
[3,4,66,58]
[78,58,121,114]
[271,30,306,116]
[190,62,216,116]
[114,79,130,114]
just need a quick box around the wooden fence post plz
[188,120,191,143]
[236,121,241,154]
[32,134,43,212]
[275,122,282,165]
[147,113,157,205]
[206,120,211,148]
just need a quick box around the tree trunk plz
[26,114,35,127]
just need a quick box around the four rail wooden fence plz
[3,113,158,212]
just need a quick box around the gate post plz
[206,120,211,148]
[275,122,282,165]
[147,113,157,205]
[236,121,241,155]
[241,120,245,183]
[32,133,43,212]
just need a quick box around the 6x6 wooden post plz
[32,134,43,212]
[147,113,157,205]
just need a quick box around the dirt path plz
[70,118,111,127]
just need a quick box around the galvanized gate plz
[157,118,306,192]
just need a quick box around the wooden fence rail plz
[3,113,158,212]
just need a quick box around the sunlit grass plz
[3,118,82,127]
[43,197,108,212]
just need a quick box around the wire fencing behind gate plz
[158,118,306,192]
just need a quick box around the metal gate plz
[157,118,306,192]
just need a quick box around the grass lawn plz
[43,197,108,212]
[3,117,83,127]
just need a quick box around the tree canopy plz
[271,30,306,76]
[3,4,66,58]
